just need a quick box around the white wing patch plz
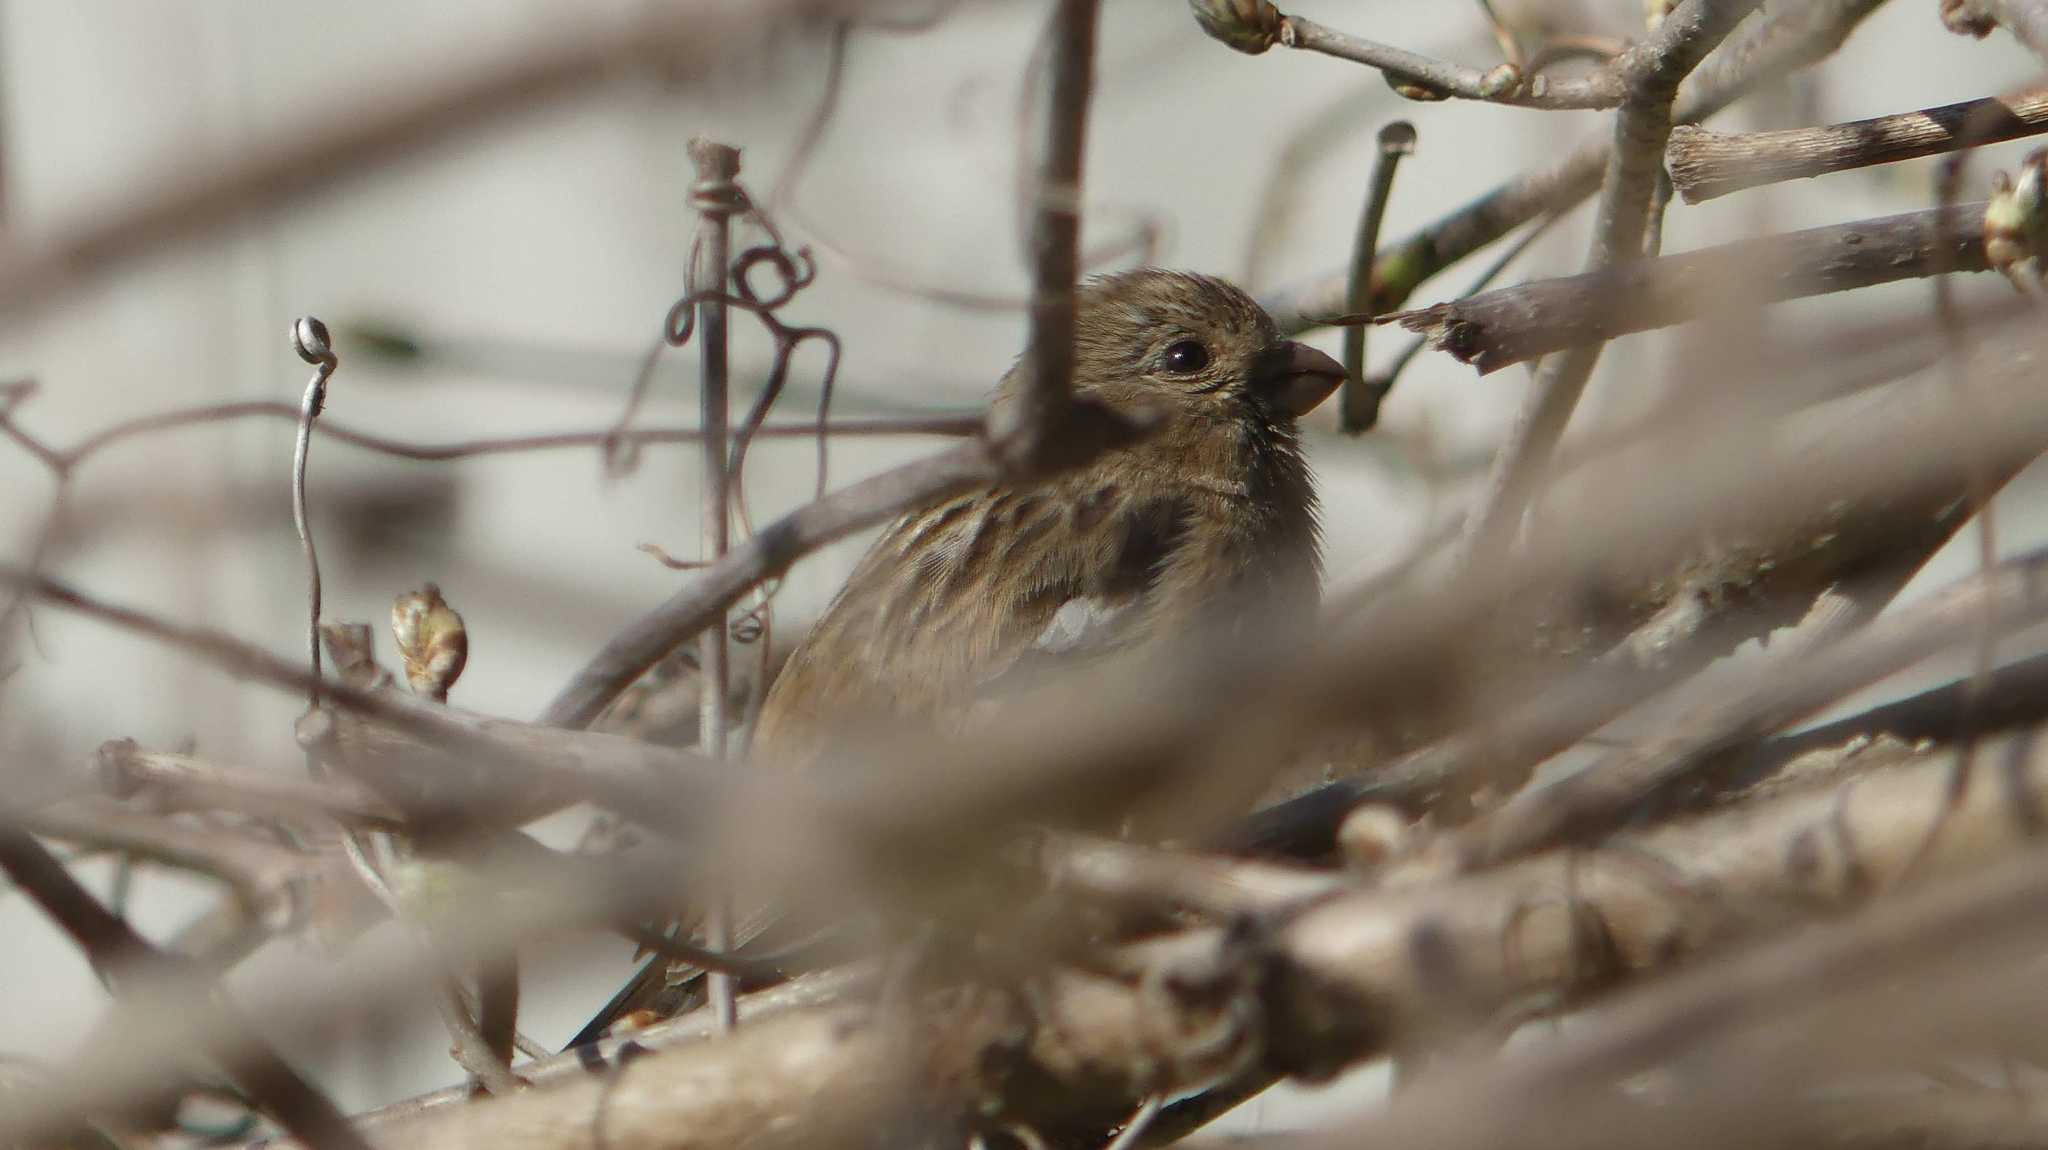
[1031,595,1131,657]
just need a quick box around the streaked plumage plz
[753,269,1340,767]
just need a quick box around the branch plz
[1461,0,1769,566]
[54,402,975,470]
[96,739,404,828]
[1340,122,1417,433]
[540,439,998,728]
[352,967,875,1130]
[1293,841,2048,1150]
[303,724,2048,1150]
[0,565,721,832]
[1262,0,1890,332]
[1002,0,1101,470]
[1669,88,2048,202]
[1389,203,1992,374]
[0,824,372,1150]
[0,0,866,318]
[1436,546,2048,874]
[23,800,314,922]
[1267,731,2048,1085]
[1226,310,2046,855]
[1275,16,1609,108]
[18,322,2048,1149]
[1943,0,2048,61]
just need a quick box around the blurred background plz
[0,0,2041,1127]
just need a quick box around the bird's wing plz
[750,465,1194,767]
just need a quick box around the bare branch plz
[1390,203,1992,374]
[1943,0,2048,61]
[1340,121,1417,433]
[0,824,371,1150]
[1291,840,2048,1150]
[539,439,1002,729]
[95,740,404,829]
[0,0,870,318]
[24,800,313,922]
[1669,87,2048,202]
[1460,0,1768,567]
[1276,17,1581,107]
[1001,0,1101,470]
[1263,0,1891,333]
[1439,547,2048,874]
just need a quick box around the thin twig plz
[1340,121,1417,434]
[1442,547,2048,874]
[0,0,863,318]
[1943,0,2048,61]
[96,740,405,828]
[54,403,977,467]
[24,801,311,923]
[1002,0,1100,470]
[1904,107,2017,879]
[538,441,1001,730]
[1459,0,1771,568]
[1274,16,1616,108]
[1101,1094,1163,1150]
[1362,212,1565,417]
[1262,0,1890,333]
[435,976,525,1095]
[0,825,373,1150]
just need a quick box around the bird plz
[567,268,1345,1047]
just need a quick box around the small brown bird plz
[568,268,1343,1045]
[755,268,1344,765]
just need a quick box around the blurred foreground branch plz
[0,1,876,317]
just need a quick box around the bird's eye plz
[1161,339,1210,375]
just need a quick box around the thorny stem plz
[1340,121,1416,434]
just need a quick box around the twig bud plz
[1984,147,2048,293]
[391,583,469,703]
[1187,0,1283,55]
[1940,0,1998,37]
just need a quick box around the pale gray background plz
[0,0,2040,1127]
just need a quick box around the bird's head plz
[1062,269,1346,426]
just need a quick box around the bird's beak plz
[1267,341,1347,418]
